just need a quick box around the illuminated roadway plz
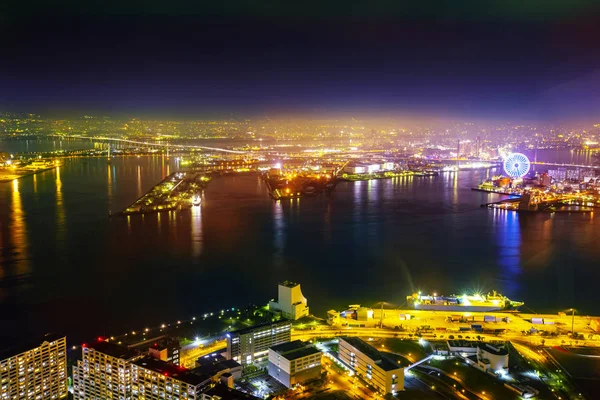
[51,134,246,154]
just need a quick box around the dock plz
[122,171,211,215]
[0,161,60,183]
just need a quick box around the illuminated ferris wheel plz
[503,152,531,179]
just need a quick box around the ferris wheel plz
[503,152,531,179]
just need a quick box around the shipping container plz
[484,315,496,322]
[531,317,543,325]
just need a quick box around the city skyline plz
[3,2,600,399]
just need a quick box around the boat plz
[406,290,523,312]
[192,195,201,206]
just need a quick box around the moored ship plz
[407,290,523,312]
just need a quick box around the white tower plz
[269,281,309,320]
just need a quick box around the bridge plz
[50,134,246,154]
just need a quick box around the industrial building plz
[267,340,322,388]
[473,343,509,375]
[338,337,403,394]
[447,340,509,375]
[226,320,292,365]
[268,281,310,320]
[0,333,68,400]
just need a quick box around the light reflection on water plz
[0,152,599,343]
[191,204,204,257]
[493,208,521,297]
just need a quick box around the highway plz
[51,134,246,154]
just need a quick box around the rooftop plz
[339,337,400,371]
[280,280,300,288]
[229,319,291,336]
[0,333,66,361]
[478,343,508,356]
[192,358,241,377]
[84,340,140,360]
[269,340,321,361]
[134,356,211,386]
[447,340,477,348]
[202,384,260,399]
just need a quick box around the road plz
[179,339,227,368]
[53,134,246,154]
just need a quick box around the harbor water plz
[1,141,599,344]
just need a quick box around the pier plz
[122,171,211,215]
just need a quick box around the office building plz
[267,340,321,388]
[226,320,291,365]
[131,356,211,399]
[338,337,403,394]
[0,333,68,400]
[73,340,142,400]
[268,281,309,320]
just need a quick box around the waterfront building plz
[548,168,567,181]
[267,340,322,388]
[0,333,68,400]
[131,356,210,399]
[268,281,309,320]
[226,320,292,365]
[73,340,142,400]
[473,343,509,375]
[566,169,579,180]
[447,340,508,375]
[74,340,213,399]
[338,337,403,394]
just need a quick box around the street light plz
[568,308,576,336]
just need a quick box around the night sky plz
[2,1,600,120]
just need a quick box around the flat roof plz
[339,337,399,371]
[270,340,321,361]
[192,359,241,377]
[203,384,260,399]
[447,340,477,348]
[280,281,299,288]
[229,319,291,336]
[134,356,210,386]
[478,343,508,356]
[0,333,65,361]
[85,340,140,360]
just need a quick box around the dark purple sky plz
[2,1,600,120]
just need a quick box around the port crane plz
[334,160,351,176]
